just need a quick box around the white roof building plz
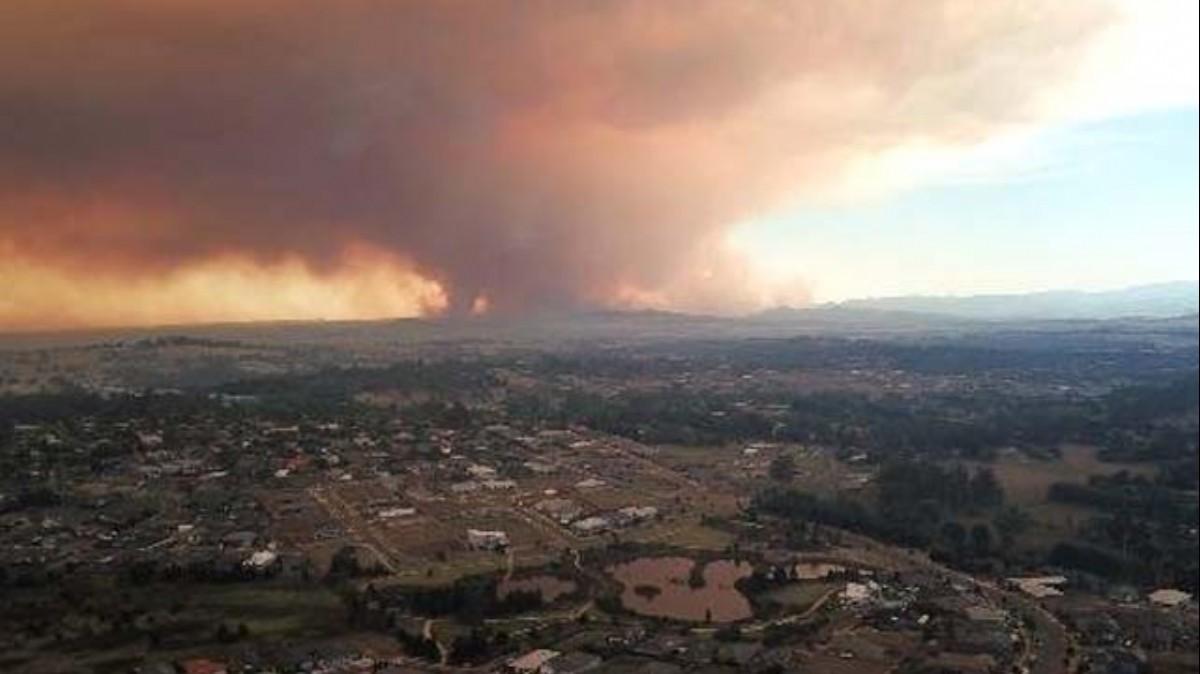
[535,498,583,524]
[244,550,278,569]
[615,506,658,525]
[1148,588,1192,607]
[467,528,509,550]
[450,481,480,494]
[1006,576,1067,598]
[572,516,610,535]
[377,507,417,519]
[506,649,561,673]
[524,461,557,474]
[467,464,498,478]
[841,581,876,604]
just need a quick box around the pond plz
[608,557,753,623]
[497,575,577,603]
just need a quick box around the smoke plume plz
[0,1,1113,328]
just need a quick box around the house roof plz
[508,648,561,671]
[178,659,228,674]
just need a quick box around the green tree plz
[970,523,993,557]
[970,468,1004,509]
[993,506,1031,548]
[769,453,796,482]
[940,521,967,555]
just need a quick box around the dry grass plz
[626,517,735,550]
[976,444,1156,508]
[965,444,1159,545]
[763,581,840,610]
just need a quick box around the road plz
[835,531,1073,674]
[422,618,449,665]
[716,584,842,636]
[308,485,404,574]
[308,445,1073,674]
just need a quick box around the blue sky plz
[734,108,1199,302]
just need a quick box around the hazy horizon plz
[0,280,1194,339]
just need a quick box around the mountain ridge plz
[817,281,1198,320]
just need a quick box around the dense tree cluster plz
[877,461,1004,514]
[395,629,440,661]
[1047,471,1198,590]
[372,576,548,623]
[448,627,510,665]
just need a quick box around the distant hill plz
[2,282,1196,350]
[827,282,1199,320]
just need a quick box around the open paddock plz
[325,478,410,516]
[624,516,736,551]
[257,488,338,546]
[963,444,1160,544]
[655,443,861,499]
[974,444,1157,509]
[572,484,675,513]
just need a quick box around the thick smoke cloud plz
[0,1,1110,326]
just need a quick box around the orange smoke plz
[0,0,1118,329]
[0,246,445,331]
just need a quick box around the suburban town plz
[2,313,1196,673]
[1,1,1196,672]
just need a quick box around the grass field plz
[655,443,860,500]
[191,585,347,638]
[977,444,1156,507]
[2,581,355,674]
[626,516,735,550]
[763,581,840,611]
[965,444,1159,547]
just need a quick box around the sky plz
[0,0,1197,329]
[733,108,1200,301]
